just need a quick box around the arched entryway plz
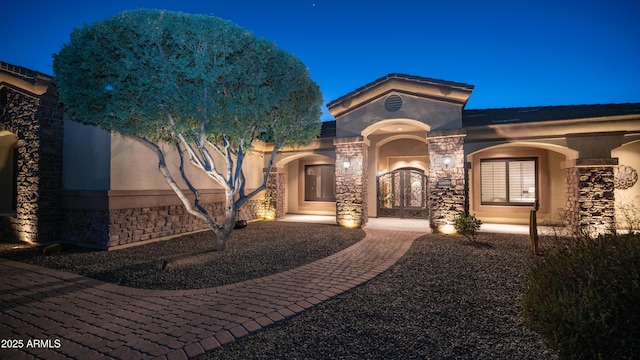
[466,142,577,225]
[274,152,337,218]
[377,168,428,218]
[0,131,18,215]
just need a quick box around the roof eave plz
[327,73,474,118]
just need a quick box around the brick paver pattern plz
[0,229,422,360]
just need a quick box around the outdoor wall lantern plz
[343,158,351,169]
[442,155,453,170]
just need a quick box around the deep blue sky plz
[2,0,639,120]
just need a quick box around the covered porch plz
[276,214,559,235]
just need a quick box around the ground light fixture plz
[441,222,456,234]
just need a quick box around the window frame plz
[480,157,538,206]
[303,164,336,202]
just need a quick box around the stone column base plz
[335,137,368,228]
[564,158,617,237]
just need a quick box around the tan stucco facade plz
[62,116,268,208]
[613,140,640,228]
[57,73,640,243]
[3,63,640,247]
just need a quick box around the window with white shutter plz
[481,158,537,206]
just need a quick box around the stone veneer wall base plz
[63,199,262,249]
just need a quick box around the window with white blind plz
[304,164,336,202]
[480,158,537,205]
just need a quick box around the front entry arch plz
[377,168,428,218]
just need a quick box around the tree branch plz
[234,144,245,191]
[126,133,218,230]
[177,142,209,216]
[168,114,230,190]
[224,137,234,188]
[207,139,226,160]
[236,144,279,209]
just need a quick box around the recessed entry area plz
[0,131,18,215]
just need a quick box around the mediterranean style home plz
[2,61,639,249]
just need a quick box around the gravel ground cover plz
[0,221,558,358]
[199,232,559,359]
[0,221,364,290]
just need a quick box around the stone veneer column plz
[564,159,617,236]
[334,137,368,228]
[0,86,63,243]
[428,131,466,232]
[260,167,285,219]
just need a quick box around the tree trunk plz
[213,193,237,251]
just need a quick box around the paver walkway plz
[0,228,423,360]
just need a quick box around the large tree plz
[54,9,323,250]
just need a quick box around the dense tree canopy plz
[54,9,321,147]
[54,9,323,249]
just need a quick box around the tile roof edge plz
[0,60,54,83]
[464,102,640,112]
[327,73,474,109]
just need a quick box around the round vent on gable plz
[384,94,403,112]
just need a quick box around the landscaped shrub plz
[523,234,640,359]
[453,212,482,241]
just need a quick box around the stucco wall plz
[337,94,462,138]
[286,160,298,213]
[377,138,428,173]
[547,150,567,223]
[613,140,640,229]
[63,117,110,190]
[64,121,267,193]
[109,133,267,191]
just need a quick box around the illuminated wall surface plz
[0,65,64,244]
[335,139,368,229]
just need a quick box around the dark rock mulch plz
[0,221,364,290]
[197,233,559,359]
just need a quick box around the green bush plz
[453,213,482,241]
[523,234,640,359]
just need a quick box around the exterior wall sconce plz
[442,155,453,169]
[343,158,351,169]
